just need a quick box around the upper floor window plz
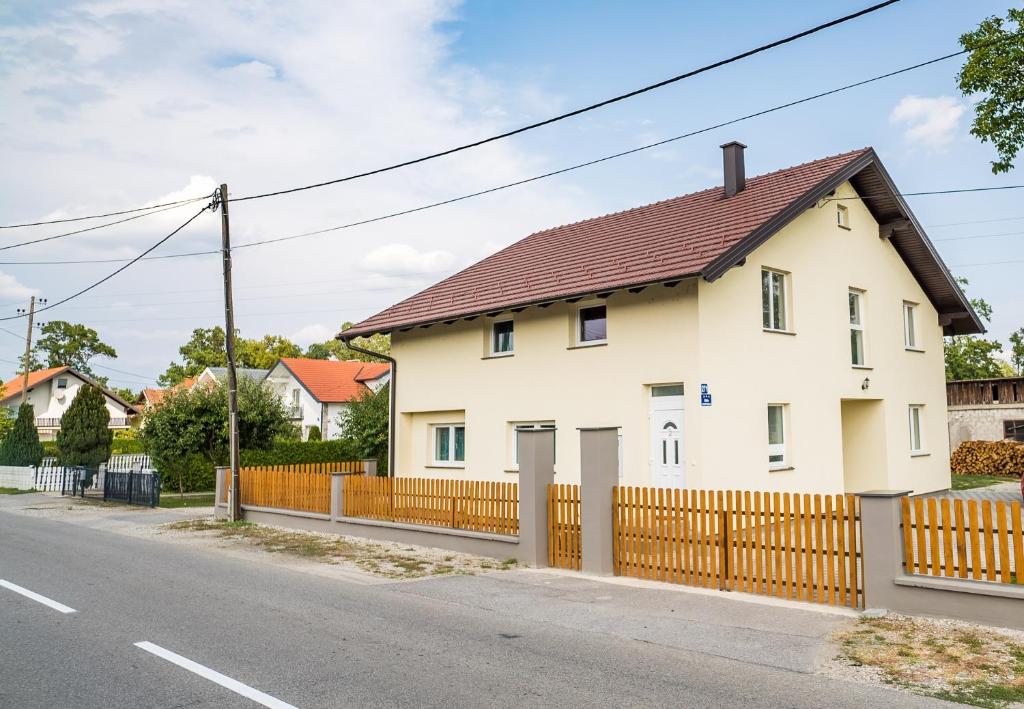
[836,203,850,229]
[56,378,68,389]
[433,424,466,466]
[767,404,788,469]
[903,302,919,349]
[849,289,866,366]
[908,405,924,454]
[491,320,514,355]
[761,269,787,331]
[577,305,607,345]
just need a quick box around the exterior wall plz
[324,402,350,440]
[265,363,323,440]
[695,181,950,494]
[390,180,952,494]
[948,405,1024,448]
[3,372,133,441]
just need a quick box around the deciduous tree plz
[33,321,117,379]
[337,384,389,472]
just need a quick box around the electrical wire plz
[1,1,901,229]
[0,206,211,322]
[933,230,1024,243]
[0,196,210,230]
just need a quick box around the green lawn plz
[951,474,1018,491]
[0,487,35,495]
[159,493,216,508]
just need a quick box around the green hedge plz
[160,453,217,494]
[42,438,146,458]
[238,439,361,467]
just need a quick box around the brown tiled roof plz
[344,149,876,337]
[276,358,390,403]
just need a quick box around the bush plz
[160,452,216,494]
[306,425,322,441]
[0,404,44,466]
[951,440,1024,477]
[41,440,59,459]
[337,384,389,473]
[239,439,359,467]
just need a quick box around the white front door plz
[649,386,685,488]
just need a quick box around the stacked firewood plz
[950,440,1024,477]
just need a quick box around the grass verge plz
[0,487,35,495]
[159,493,216,508]
[951,474,1017,491]
[163,517,517,579]
[833,614,1024,707]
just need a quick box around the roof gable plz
[273,358,389,403]
[343,148,982,338]
[1,367,137,412]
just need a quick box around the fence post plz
[331,473,345,521]
[362,459,378,477]
[517,428,555,568]
[103,468,109,501]
[215,465,227,509]
[856,490,911,610]
[579,427,619,576]
[127,471,134,505]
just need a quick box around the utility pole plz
[218,183,241,522]
[17,296,45,405]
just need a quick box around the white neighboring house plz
[264,358,390,440]
[193,367,270,389]
[1,366,136,441]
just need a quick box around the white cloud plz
[360,243,456,275]
[289,323,335,347]
[0,271,38,301]
[890,95,966,150]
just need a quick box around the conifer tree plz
[0,403,44,466]
[56,385,112,468]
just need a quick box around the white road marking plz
[0,579,77,614]
[134,641,298,709]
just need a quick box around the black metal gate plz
[103,470,161,507]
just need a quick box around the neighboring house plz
[136,377,197,411]
[1,367,137,441]
[264,358,390,440]
[194,367,269,389]
[947,377,1024,448]
[341,143,983,495]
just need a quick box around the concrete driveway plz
[929,481,1021,503]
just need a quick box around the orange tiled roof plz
[277,358,389,403]
[1,366,70,401]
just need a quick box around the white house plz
[264,358,390,440]
[1,367,136,441]
[194,367,270,389]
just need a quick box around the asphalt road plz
[0,499,952,708]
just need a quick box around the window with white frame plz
[908,405,924,454]
[767,404,787,468]
[491,319,514,355]
[433,424,466,465]
[761,269,787,331]
[849,289,866,366]
[577,304,607,344]
[513,422,555,465]
[836,203,850,229]
[56,378,68,389]
[903,301,919,349]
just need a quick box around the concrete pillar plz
[857,490,911,610]
[579,427,619,576]
[331,473,345,521]
[517,428,555,568]
[362,459,378,477]
[214,466,227,507]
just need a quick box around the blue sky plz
[0,0,1020,389]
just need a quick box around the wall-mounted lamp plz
[861,377,871,391]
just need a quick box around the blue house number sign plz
[700,383,712,407]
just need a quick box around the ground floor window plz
[908,405,924,454]
[514,422,555,465]
[1004,420,1024,442]
[433,424,465,465]
[767,404,787,468]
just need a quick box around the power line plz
[933,230,1024,243]
[0,205,211,322]
[230,1,901,203]
[90,362,159,383]
[1,1,900,231]
[927,215,1024,228]
[0,196,210,230]
[952,259,1024,268]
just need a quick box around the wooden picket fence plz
[613,487,862,608]
[547,483,581,570]
[901,497,1024,584]
[221,461,366,504]
[342,476,519,536]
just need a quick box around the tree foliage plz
[306,322,390,363]
[306,425,321,441]
[944,277,1009,380]
[958,9,1024,173]
[159,327,310,385]
[33,321,117,379]
[1009,328,1024,376]
[237,335,303,369]
[56,385,113,468]
[337,384,389,472]
[0,403,43,466]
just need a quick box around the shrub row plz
[42,438,146,458]
[950,440,1024,477]
[238,439,361,467]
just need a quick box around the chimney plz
[721,141,747,197]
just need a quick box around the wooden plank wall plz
[547,483,581,570]
[222,462,366,508]
[947,378,1024,406]
[901,497,1024,584]
[342,476,519,536]
[613,487,862,608]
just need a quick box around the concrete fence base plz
[0,465,34,490]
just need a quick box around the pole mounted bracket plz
[209,188,223,213]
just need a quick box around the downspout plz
[338,336,396,477]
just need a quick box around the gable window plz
[513,422,555,465]
[761,269,787,331]
[433,424,465,466]
[491,320,514,355]
[1005,420,1024,442]
[56,378,68,390]
[767,404,788,469]
[836,203,850,229]
[849,289,866,366]
[903,301,919,349]
[577,305,607,345]
[908,405,924,454]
